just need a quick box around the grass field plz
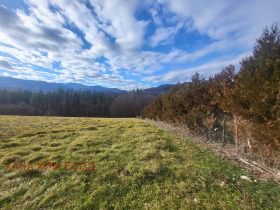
[0,116,279,209]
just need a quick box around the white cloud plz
[0,5,82,52]
[149,6,162,26]
[89,0,149,50]
[0,0,279,90]
[150,26,179,47]
[143,53,249,83]
[157,0,280,48]
[2,72,10,77]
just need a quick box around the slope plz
[0,116,279,209]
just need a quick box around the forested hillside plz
[0,88,155,117]
[142,24,280,167]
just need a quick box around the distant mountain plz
[0,76,125,93]
[143,84,174,96]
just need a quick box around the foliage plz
[142,24,280,161]
[226,24,280,152]
[142,73,232,142]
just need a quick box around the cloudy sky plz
[0,0,279,90]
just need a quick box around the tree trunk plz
[222,117,226,147]
[234,114,239,152]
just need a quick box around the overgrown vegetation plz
[0,116,279,209]
[142,24,280,167]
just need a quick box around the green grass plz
[0,116,279,209]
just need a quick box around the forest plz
[0,88,155,117]
[142,24,280,167]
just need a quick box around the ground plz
[0,116,279,209]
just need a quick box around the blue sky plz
[0,0,279,90]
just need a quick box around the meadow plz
[0,116,279,209]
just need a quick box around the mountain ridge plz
[0,76,174,94]
[0,76,125,93]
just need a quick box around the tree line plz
[0,88,154,117]
[142,24,280,167]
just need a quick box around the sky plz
[0,0,279,90]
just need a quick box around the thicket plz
[142,24,280,167]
